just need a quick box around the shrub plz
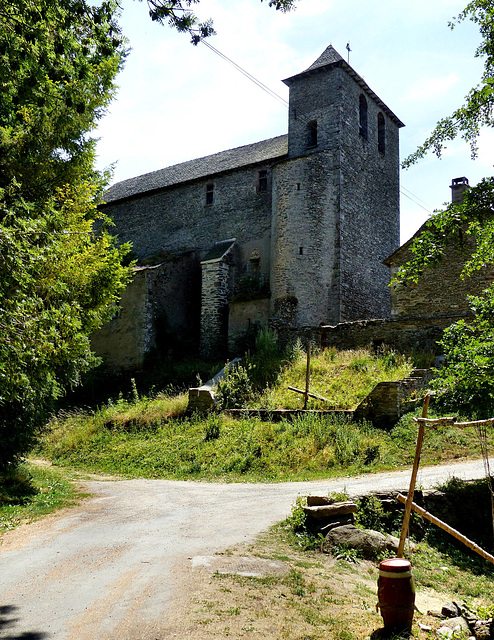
[215,363,253,409]
[246,327,287,389]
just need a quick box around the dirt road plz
[0,460,486,640]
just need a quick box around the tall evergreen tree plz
[0,0,131,469]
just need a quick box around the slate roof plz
[283,45,405,129]
[305,44,344,71]
[103,134,288,204]
[201,239,236,263]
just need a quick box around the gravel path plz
[0,460,487,640]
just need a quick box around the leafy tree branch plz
[140,0,297,44]
[403,0,494,167]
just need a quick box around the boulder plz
[473,619,492,640]
[442,602,461,618]
[436,617,470,638]
[303,502,358,519]
[321,524,402,559]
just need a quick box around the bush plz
[215,363,253,409]
[432,290,494,418]
[246,327,287,389]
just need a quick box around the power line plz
[400,189,433,215]
[201,40,289,109]
[400,185,433,210]
[202,40,436,218]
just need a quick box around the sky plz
[94,0,494,244]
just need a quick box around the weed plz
[332,544,363,563]
[130,378,139,403]
[216,363,253,409]
[204,415,221,441]
[356,494,386,532]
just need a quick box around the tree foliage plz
[398,1,494,417]
[432,294,494,417]
[403,0,494,167]
[141,0,297,44]
[0,0,131,469]
[393,177,494,285]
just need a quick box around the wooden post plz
[304,342,311,409]
[397,393,430,557]
[397,494,494,565]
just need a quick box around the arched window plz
[307,119,318,148]
[378,112,385,154]
[359,95,368,140]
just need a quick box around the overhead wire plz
[202,39,433,218]
[400,190,433,215]
[201,40,289,109]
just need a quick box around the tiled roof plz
[103,135,288,204]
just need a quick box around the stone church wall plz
[271,152,339,326]
[103,164,274,285]
[91,267,153,370]
[338,71,400,321]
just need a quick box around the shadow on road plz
[0,605,49,639]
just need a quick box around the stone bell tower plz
[270,45,404,326]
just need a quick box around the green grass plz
[34,347,492,481]
[250,347,413,410]
[0,463,83,532]
[37,404,492,481]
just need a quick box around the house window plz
[205,183,214,205]
[378,112,385,154]
[307,120,318,148]
[258,169,268,192]
[359,94,368,140]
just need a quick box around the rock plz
[442,602,461,618]
[436,618,470,638]
[473,619,493,640]
[303,502,358,519]
[307,495,334,506]
[427,609,445,618]
[437,625,454,638]
[321,524,401,559]
[320,515,355,533]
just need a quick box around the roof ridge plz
[103,134,289,204]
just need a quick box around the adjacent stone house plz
[384,177,494,321]
[94,45,404,368]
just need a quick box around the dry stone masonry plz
[95,45,403,366]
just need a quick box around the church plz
[93,45,404,368]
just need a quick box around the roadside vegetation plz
[0,464,83,533]
[33,333,491,481]
[37,406,491,482]
[177,482,494,640]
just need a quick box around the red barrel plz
[377,558,415,631]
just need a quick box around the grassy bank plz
[34,345,489,481]
[37,406,490,481]
[0,463,83,532]
[251,347,413,410]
